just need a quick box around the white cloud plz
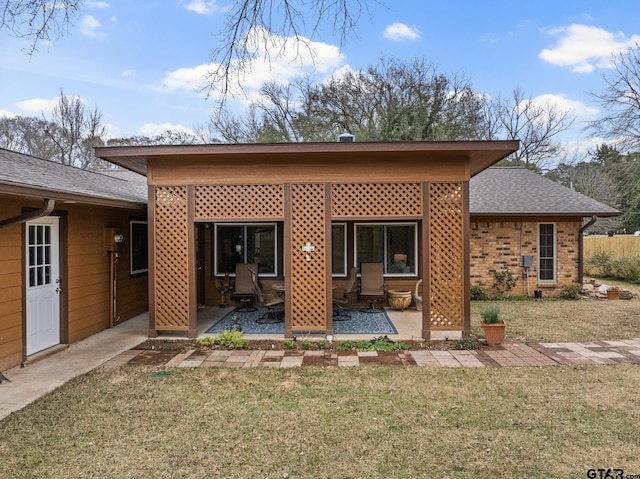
[530,93,598,122]
[160,27,345,97]
[86,1,110,8]
[539,24,640,73]
[383,23,420,41]
[161,63,211,92]
[15,97,59,113]
[182,0,224,15]
[0,109,16,118]
[80,15,106,39]
[138,122,194,137]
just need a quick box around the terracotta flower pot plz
[482,322,506,346]
[606,289,620,300]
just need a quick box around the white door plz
[26,217,61,355]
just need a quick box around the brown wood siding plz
[65,204,148,344]
[0,197,27,370]
[148,156,470,186]
[0,194,148,371]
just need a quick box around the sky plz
[1,0,640,159]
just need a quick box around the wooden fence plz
[583,235,640,259]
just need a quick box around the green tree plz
[208,57,488,143]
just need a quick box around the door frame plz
[22,210,68,362]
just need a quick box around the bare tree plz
[0,115,58,159]
[1,0,81,54]
[45,88,107,169]
[206,0,380,96]
[486,87,574,170]
[3,0,380,97]
[589,44,640,149]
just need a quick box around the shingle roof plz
[470,167,620,217]
[0,149,620,217]
[0,148,147,207]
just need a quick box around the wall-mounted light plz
[114,234,124,244]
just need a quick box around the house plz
[0,149,149,371]
[95,141,521,341]
[469,167,619,297]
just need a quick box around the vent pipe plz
[338,133,355,142]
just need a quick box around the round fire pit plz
[387,290,412,311]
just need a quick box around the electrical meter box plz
[521,255,533,268]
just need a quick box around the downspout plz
[578,216,598,284]
[0,198,55,229]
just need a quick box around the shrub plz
[560,283,582,300]
[584,250,614,277]
[300,339,311,350]
[208,330,249,349]
[316,340,326,349]
[480,304,502,324]
[196,336,217,348]
[335,340,353,351]
[453,336,480,350]
[283,340,296,350]
[612,256,640,282]
[470,285,489,300]
[492,268,519,297]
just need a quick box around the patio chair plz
[332,267,359,321]
[251,274,285,324]
[230,263,258,311]
[359,262,386,313]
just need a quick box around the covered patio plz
[96,140,518,341]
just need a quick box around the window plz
[355,223,417,275]
[215,223,277,276]
[538,223,556,282]
[129,219,148,276]
[332,223,347,276]
[27,224,52,287]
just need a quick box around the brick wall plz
[470,217,582,297]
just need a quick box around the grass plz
[471,279,640,343]
[1,366,639,478]
[1,279,639,478]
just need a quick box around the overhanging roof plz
[0,148,147,209]
[94,140,520,177]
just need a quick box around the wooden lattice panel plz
[290,184,326,330]
[195,185,284,219]
[154,186,189,329]
[332,183,422,217]
[428,182,463,330]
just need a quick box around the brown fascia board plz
[0,181,147,210]
[95,140,519,176]
[471,211,621,218]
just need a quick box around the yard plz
[0,279,639,478]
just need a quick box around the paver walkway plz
[103,338,640,369]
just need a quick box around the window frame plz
[213,222,278,278]
[129,219,148,276]
[331,223,348,277]
[537,223,556,283]
[354,222,418,277]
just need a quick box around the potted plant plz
[480,304,506,346]
[606,286,620,300]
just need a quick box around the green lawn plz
[1,279,639,478]
[1,365,639,478]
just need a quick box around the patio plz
[195,306,459,342]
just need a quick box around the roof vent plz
[338,132,355,142]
